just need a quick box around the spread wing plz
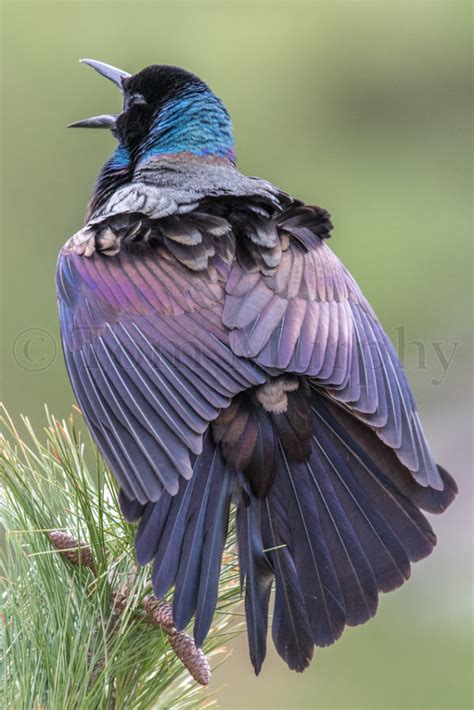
[222,206,442,490]
[57,233,264,504]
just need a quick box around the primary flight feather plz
[57,60,457,673]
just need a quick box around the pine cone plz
[48,531,96,572]
[143,596,211,685]
[143,597,175,630]
[169,630,211,686]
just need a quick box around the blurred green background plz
[1,1,472,708]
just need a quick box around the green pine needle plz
[0,405,244,709]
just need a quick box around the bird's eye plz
[124,93,147,111]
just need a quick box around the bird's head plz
[70,60,236,211]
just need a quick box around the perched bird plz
[57,59,457,674]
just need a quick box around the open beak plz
[68,59,130,131]
[68,114,118,129]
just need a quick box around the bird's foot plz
[65,225,121,257]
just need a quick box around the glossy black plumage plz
[58,60,457,675]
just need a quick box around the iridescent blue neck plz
[137,87,236,166]
[89,87,235,216]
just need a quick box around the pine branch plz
[0,406,244,709]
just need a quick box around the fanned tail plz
[120,381,456,674]
[235,384,456,673]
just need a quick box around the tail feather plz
[279,446,346,646]
[236,503,273,674]
[312,397,437,561]
[151,475,197,598]
[306,451,379,625]
[262,498,314,672]
[126,431,233,644]
[151,435,213,598]
[118,489,145,522]
[194,462,233,645]
[135,495,172,564]
[315,390,457,514]
[312,427,412,592]
[173,444,233,633]
[172,451,216,631]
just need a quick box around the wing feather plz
[57,232,264,503]
[224,215,442,489]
